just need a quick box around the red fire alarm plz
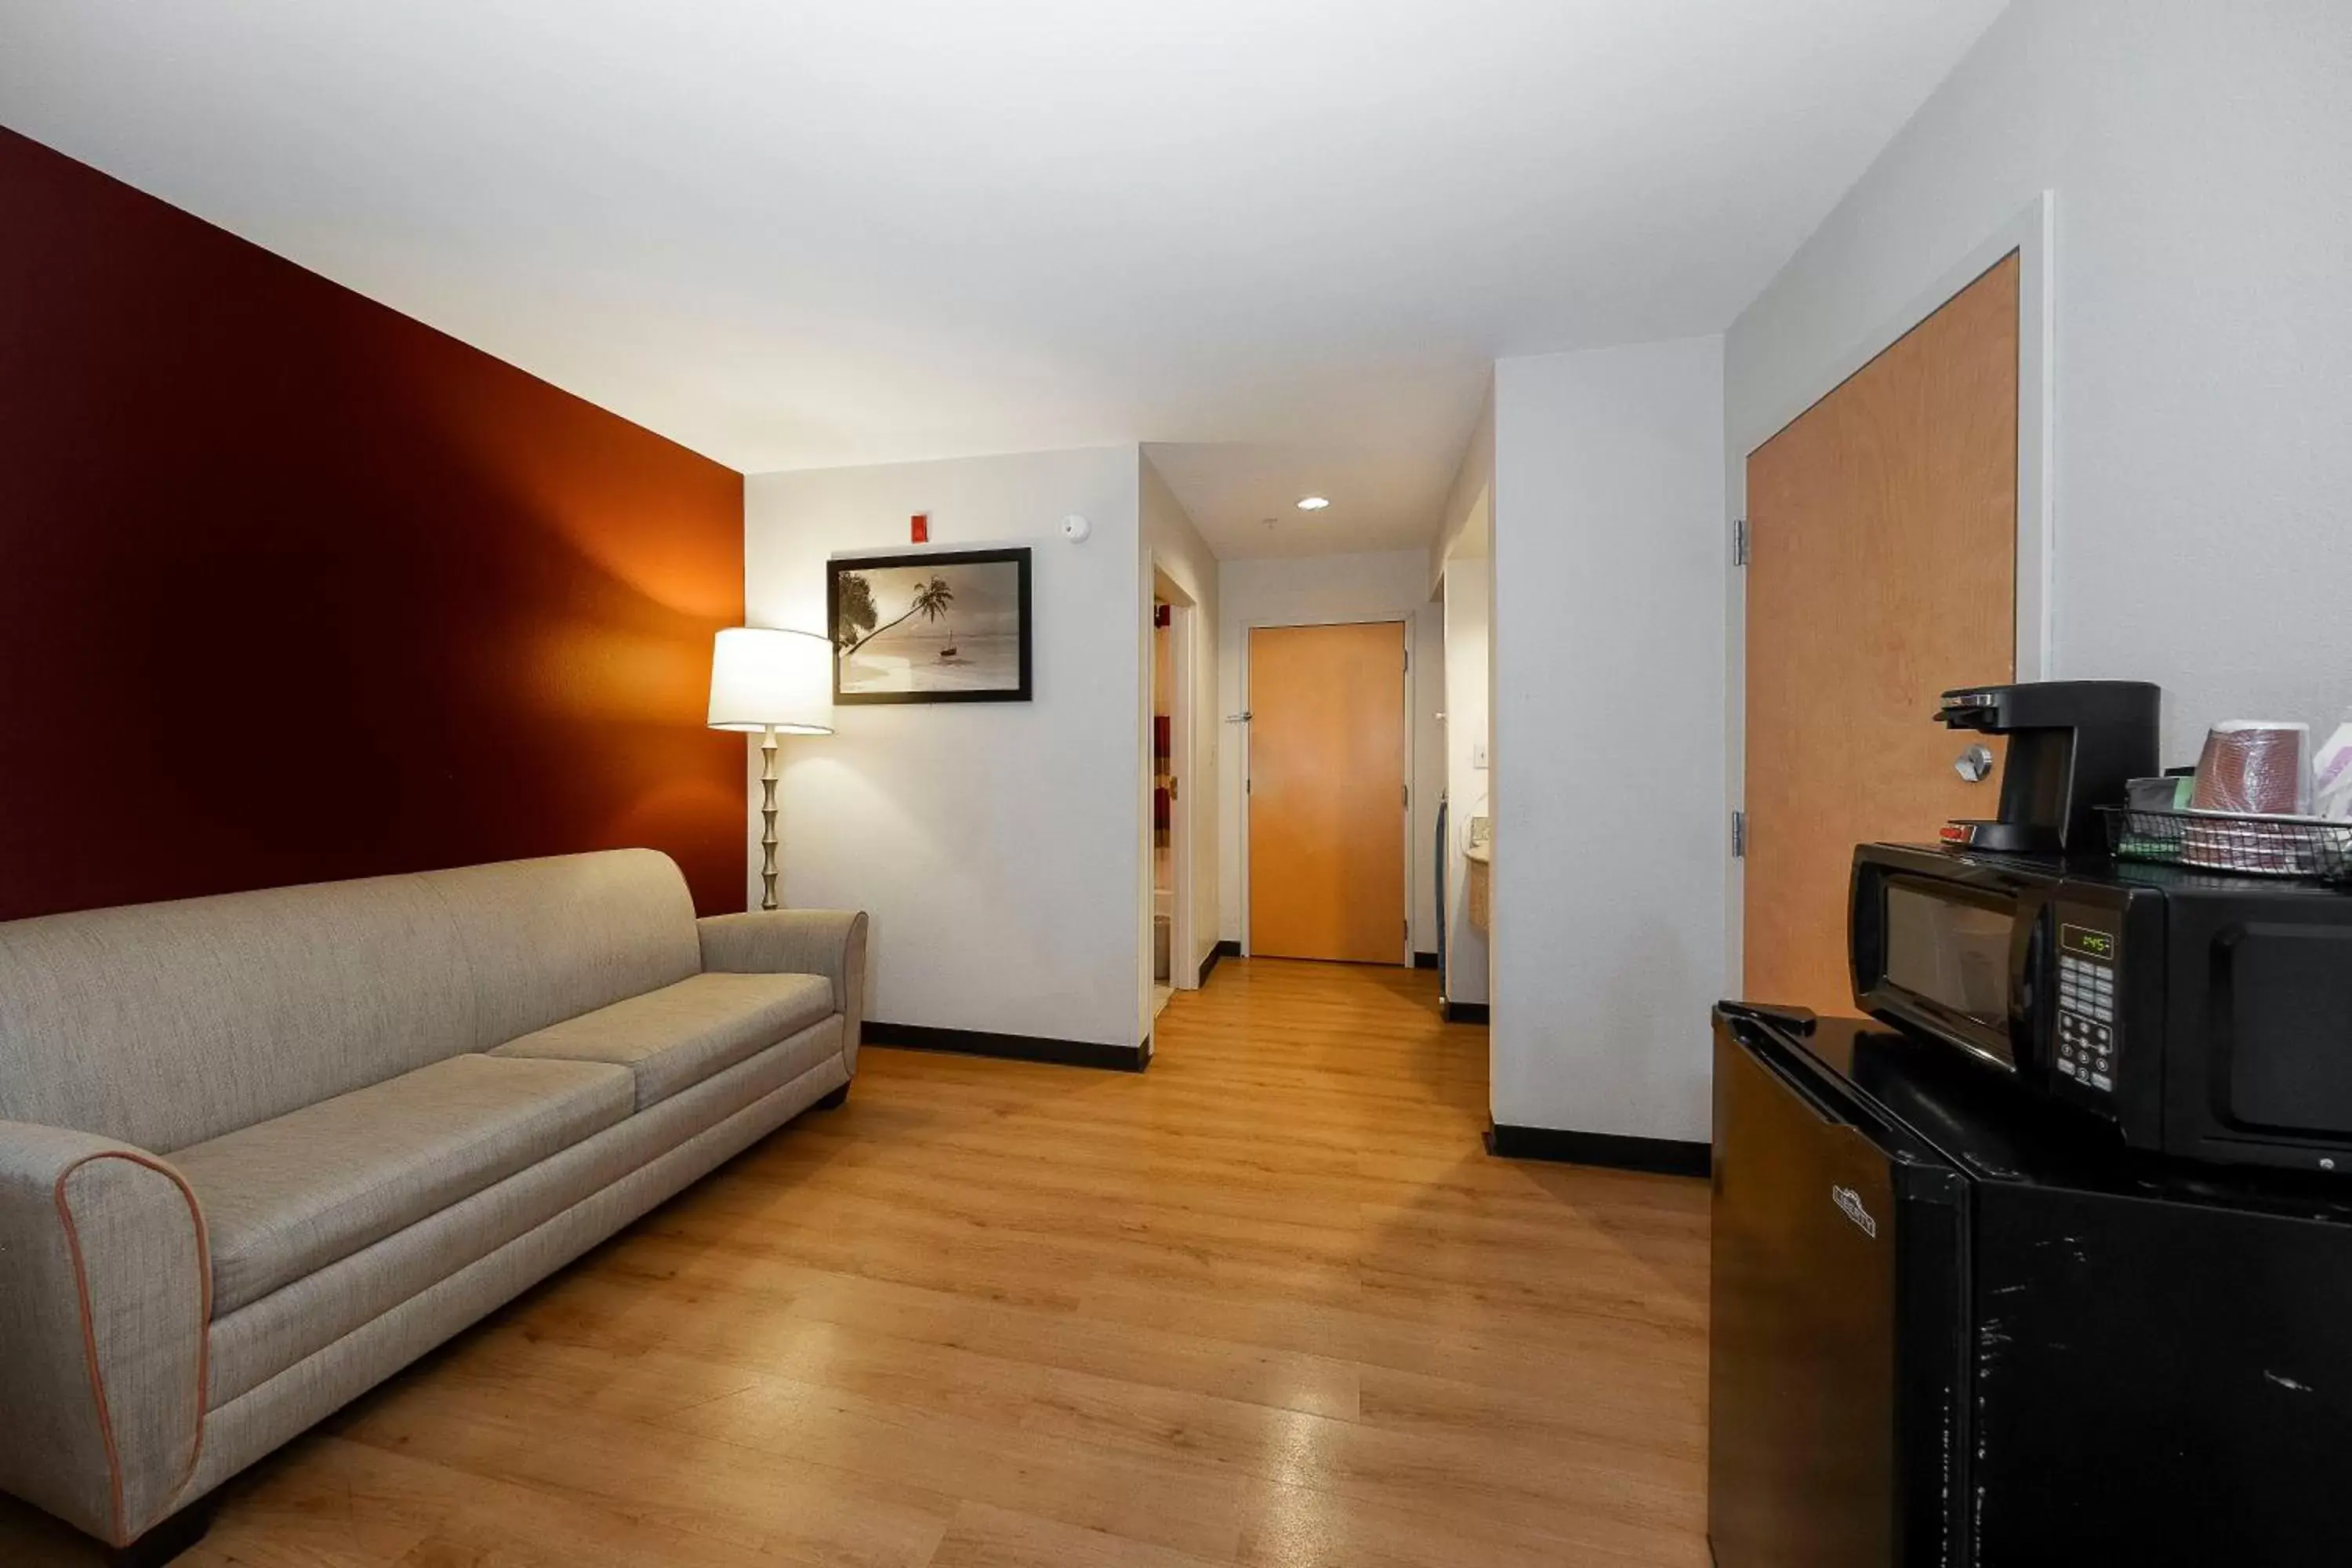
[911,513,929,543]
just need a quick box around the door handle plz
[1738,1028,1853,1129]
[1955,743,1995,783]
[1719,1000,1817,1036]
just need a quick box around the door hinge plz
[1731,809,1748,858]
[1403,784,1410,809]
[1732,517,1750,567]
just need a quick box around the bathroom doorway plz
[1153,597,1174,1011]
[1148,569,1198,1023]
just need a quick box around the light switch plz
[1472,741,1488,769]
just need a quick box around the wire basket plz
[2100,805,2352,883]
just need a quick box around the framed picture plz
[827,546,1033,704]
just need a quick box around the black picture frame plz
[826,546,1033,704]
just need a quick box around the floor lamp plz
[707,626,835,910]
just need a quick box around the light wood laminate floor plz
[5,959,1712,1567]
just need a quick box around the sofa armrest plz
[698,909,869,1074]
[0,1122,209,1547]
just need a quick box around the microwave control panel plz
[2053,916,2122,1092]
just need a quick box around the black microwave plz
[1849,841,2352,1174]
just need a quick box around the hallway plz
[10,960,1709,1568]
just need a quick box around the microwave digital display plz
[1882,883,2014,1045]
[2061,924,2117,964]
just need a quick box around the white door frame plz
[1724,191,2056,986]
[1238,614,1416,964]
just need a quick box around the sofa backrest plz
[410,853,702,1051]
[0,849,700,1152]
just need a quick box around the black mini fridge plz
[1708,1005,2352,1567]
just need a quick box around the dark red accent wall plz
[0,128,746,921]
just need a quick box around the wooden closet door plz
[1744,252,2020,1014]
[1248,621,1407,964]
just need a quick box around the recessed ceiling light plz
[1296,495,1330,511]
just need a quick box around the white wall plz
[1141,455,1221,1000]
[1491,336,1727,1140]
[1727,0,2352,769]
[745,446,1146,1048]
[1432,383,1494,593]
[1216,548,1443,954]
[1440,561,1490,1005]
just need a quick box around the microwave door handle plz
[2013,904,2050,1054]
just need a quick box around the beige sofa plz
[0,849,866,1560]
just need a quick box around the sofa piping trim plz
[54,1150,212,1546]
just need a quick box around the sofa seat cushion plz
[174,1054,633,1316]
[203,1016,848,1412]
[487,971,835,1112]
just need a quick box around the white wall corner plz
[1488,336,1728,1142]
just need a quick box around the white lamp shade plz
[708,626,834,734]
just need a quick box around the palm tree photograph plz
[826,547,1033,702]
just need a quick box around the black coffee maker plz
[1935,681,2161,853]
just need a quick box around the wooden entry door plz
[1744,252,2020,1015]
[1248,621,1406,964]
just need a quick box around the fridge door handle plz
[1715,1004,1851,1128]
[1736,1029,1855,1130]
[1718,1000,1819,1036]
[1766,1055,1851,1129]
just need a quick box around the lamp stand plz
[759,725,782,911]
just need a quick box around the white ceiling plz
[0,1,2007,558]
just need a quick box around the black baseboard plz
[862,1019,1149,1073]
[1486,1122,1711,1178]
[1443,999,1490,1024]
[1197,939,1241,987]
[1413,950,1439,970]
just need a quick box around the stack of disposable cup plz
[2190,722,2311,872]
[2191,722,2312,815]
